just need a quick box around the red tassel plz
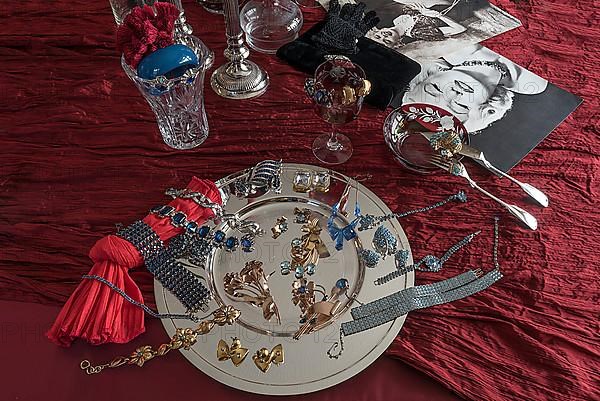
[154,1,180,33]
[116,2,180,69]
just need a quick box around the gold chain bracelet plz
[80,305,240,375]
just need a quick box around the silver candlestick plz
[210,0,269,99]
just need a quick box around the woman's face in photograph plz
[367,27,401,47]
[367,15,414,46]
[403,69,496,131]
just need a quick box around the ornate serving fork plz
[430,155,538,230]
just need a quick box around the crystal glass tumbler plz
[121,35,215,150]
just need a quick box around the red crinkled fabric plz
[1,0,599,399]
[45,178,222,347]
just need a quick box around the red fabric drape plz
[46,178,221,346]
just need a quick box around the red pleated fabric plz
[46,178,221,346]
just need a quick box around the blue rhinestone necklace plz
[357,190,467,231]
[374,230,481,285]
[149,205,257,254]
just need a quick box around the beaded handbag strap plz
[341,268,502,336]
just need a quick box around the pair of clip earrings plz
[217,338,284,373]
[293,170,330,193]
[271,206,315,240]
[272,208,314,239]
[271,216,288,239]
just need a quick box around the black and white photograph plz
[397,44,583,171]
[321,0,521,62]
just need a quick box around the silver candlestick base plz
[210,49,269,99]
[211,0,269,99]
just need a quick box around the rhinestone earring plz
[293,207,312,224]
[372,226,397,258]
[271,216,288,239]
[360,249,380,268]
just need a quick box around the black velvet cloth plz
[276,22,421,110]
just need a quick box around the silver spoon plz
[431,155,538,230]
[458,143,549,207]
[420,132,549,207]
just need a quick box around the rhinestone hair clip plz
[233,159,282,198]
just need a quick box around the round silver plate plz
[155,163,414,395]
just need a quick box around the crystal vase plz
[121,35,214,150]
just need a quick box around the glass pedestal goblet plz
[306,57,370,165]
[311,104,357,165]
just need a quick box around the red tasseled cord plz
[46,178,222,347]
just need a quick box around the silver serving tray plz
[155,163,413,395]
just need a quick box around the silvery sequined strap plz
[116,220,210,313]
[341,268,503,336]
[146,248,211,313]
[374,230,480,285]
[116,220,164,261]
[351,270,481,320]
[82,275,198,322]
